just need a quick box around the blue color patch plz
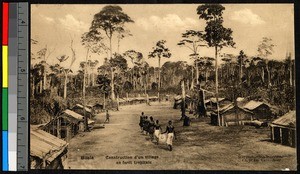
[2,131,8,171]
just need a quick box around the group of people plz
[139,112,177,151]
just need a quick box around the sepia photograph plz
[29,3,296,170]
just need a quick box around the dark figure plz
[143,116,150,135]
[148,116,155,141]
[183,115,190,126]
[162,121,177,151]
[198,89,207,117]
[139,112,145,132]
[104,110,110,123]
[180,101,186,120]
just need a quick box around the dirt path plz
[66,101,297,170]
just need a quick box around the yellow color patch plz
[2,46,8,88]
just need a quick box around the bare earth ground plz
[67,101,297,170]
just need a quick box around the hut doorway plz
[273,127,280,143]
[281,128,289,146]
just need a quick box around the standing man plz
[148,116,155,141]
[143,116,150,135]
[104,110,110,123]
[163,120,177,151]
[139,112,145,132]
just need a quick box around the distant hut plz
[236,97,249,107]
[92,103,104,113]
[206,97,232,110]
[149,96,159,102]
[243,100,272,119]
[173,95,191,109]
[43,109,85,141]
[72,104,94,118]
[30,128,68,169]
[270,111,296,147]
[211,104,254,126]
[119,98,127,106]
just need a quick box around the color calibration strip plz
[2,2,9,171]
[2,2,28,171]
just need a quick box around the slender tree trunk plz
[266,63,270,88]
[196,63,199,85]
[215,46,220,126]
[103,93,106,110]
[116,93,119,111]
[191,66,194,90]
[289,65,293,86]
[109,36,115,100]
[205,70,208,84]
[63,72,68,99]
[92,71,95,86]
[39,81,43,93]
[84,48,89,131]
[87,70,90,87]
[239,58,243,83]
[181,80,186,119]
[158,57,161,102]
[126,92,129,101]
[111,68,115,100]
[261,67,265,83]
[43,72,47,90]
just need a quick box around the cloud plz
[40,14,54,23]
[58,14,88,32]
[136,14,198,32]
[230,9,265,25]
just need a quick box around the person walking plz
[139,112,145,132]
[154,120,162,145]
[143,116,149,135]
[104,110,110,123]
[148,116,155,141]
[162,120,177,151]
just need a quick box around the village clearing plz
[67,101,296,170]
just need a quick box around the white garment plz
[166,133,174,145]
[154,129,160,139]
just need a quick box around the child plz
[104,110,110,123]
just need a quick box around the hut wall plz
[211,109,253,126]
[270,125,295,147]
[252,105,272,119]
[43,116,79,142]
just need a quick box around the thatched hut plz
[211,104,254,126]
[43,109,85,141]
[205,97,232,111]
[72,104,94,118]
[270,111,296,147]
[30,128,68,169]
[243,100,272,119]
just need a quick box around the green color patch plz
[2,88,8,130]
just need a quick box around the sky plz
[31,4,294,72]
